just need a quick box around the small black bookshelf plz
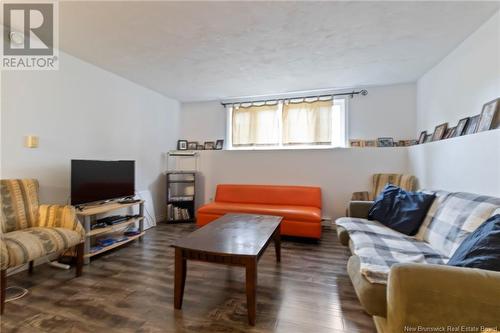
[166,171,196,223]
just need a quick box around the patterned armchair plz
[347,174,417,217]
[351,173,417,201]
[0,179,85,314]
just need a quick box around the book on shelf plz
[168,195,194,202]
[167,204,191,221]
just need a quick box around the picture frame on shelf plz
[364,140,377,147]
[443,127,456,139]
[477,98,500,132]
[177,140,188,150]
[464,115,480,135]
[424,134,433,143]
[377,137,394,147]
[215,139,224,150]
[455,117,469,136]
[418,131,427,144]
[204,141,215,150]
[196,144,204,150]
[431,123,447,141]
[187,142,198,150]
[349,139,364,147]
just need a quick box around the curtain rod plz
[220,89,368,106]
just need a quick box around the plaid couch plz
[336,190,500,331]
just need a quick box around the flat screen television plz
[71,159,135,205]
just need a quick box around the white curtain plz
[282,99,333,145]
[232,103,280,146]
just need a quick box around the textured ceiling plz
[59,1,500,102]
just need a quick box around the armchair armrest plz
[38,205,85,240]
[351,191,371,201]
[386,263,500,332]
[348,201,374,218]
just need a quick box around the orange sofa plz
[197,184,322,239]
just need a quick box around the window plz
[227,97,347,149]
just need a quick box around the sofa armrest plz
[386,263,500,332]
[348,201,373,218]
[38,205,85,240]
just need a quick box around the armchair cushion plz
[38,205,85,238]
[0,179,40,233]
[4,227,82,267]
[0,238,8,270]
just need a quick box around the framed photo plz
[364,140,377,147]
[404,140,417,146]
[215,139,224,150]
[177,140,188,150]
[418,131,427,144]
[477,98,500,132]
[424,134,433,143]
[431,123,447,141]
[204,141,215,150]
[443,127,456,139]
[377,137,394,147]
[196,144,204,150]
[455,117,469,137]
[187,141,198,150]
[349,139,364,147]
[464,115,480,135]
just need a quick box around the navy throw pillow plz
[367,184,435,235]
[447,214,500,271]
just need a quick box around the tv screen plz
[71,160,135,205]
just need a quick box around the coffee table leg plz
[274,229,281,263]
[174,248,186,309]
[245,259,257,326]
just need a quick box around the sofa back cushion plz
[416,191,500,258]
[214,184,322,208]
[0,179,40,233]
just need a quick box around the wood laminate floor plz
[1,223,375,333]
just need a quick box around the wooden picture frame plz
[187,142,198,150]
[418,131,427,144]
[177,140,188,150]
[196,144,204,150]
[443,127,456,139]
[455,117,469,137]
[204,141,215,150]
[349,139,364,147]
[477,98,500,132]
[364,140,377,147]
[464,115,480,135]
[431,123,447,141]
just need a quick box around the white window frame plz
[226,96,348,150]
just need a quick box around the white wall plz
[177,83,416,220]
[193,148,409,220]
[412,10,500,196]
[179,83,417,143]
[416,11,500,133]
[1,51,181,220]
[408,130,500,197]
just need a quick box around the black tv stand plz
[118,198,140,204]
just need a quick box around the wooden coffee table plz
[171,213,282,325]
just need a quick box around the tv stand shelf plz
[77,200,145,264]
